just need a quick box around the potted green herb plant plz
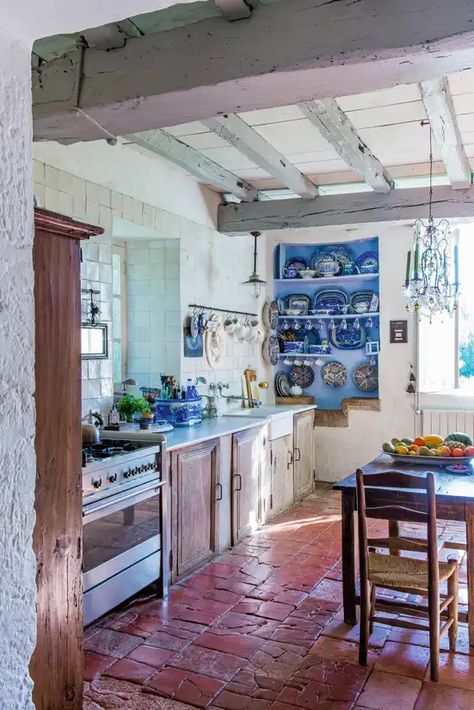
[117,394,151,423]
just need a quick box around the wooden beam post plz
[32,0,474,142]
[421,77,472,189]
[298,99,392,193]
[204,114,317,199]
[217,185,474,234]
[127,130,257,202]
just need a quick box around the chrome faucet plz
[199,382,218,418]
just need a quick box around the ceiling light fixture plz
[403,122,459,320]
[242,230,267,299]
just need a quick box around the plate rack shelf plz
[273,237,380,410]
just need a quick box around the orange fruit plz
[438,446,451,457]
[408,444,419,454]
[452,448,464,457]
[414,437,425,447]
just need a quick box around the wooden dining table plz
[333,454,474,646]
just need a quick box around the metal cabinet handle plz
[234,473,242,492]
[216,482,223,501]
[294,447,301,462]
[287,451,294,469]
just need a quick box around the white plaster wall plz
[266,222,417,482]
[0,37,36,710]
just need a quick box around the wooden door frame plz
[31,208,103,710]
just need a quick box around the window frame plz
[112,241,128,387]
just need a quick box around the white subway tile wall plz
[33,157,267,418]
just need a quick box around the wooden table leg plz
[466,502,474,647]
[341,490,357,625]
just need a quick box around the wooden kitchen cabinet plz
[231,427,264,544]
[293,410,315,501]
[170,439,220,580]
[269,433,294,518]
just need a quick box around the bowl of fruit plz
[382,433,474,467]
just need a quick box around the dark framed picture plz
[183,328,203,358]
[390,320,408,344]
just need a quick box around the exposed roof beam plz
[298,99,392,193]
[214,0,252,21]
[32,0,474,142]
[421,77,472,189]
[203,114,317,199]
[218,185,474,234]
[127,130,257,202]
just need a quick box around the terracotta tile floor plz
[84,486,473,709]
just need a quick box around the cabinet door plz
[270,433,294,517]
[232,427,263,544]
[171,439,220,579]
[293,410,315,501]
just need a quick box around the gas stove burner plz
[82,440,139,465]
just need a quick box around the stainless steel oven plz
[82,437,168,625]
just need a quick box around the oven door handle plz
[83,480,165,524]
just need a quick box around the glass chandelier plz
[403,126,459,319]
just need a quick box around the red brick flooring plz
[84,486,473,709]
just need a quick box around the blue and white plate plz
[286,294,311,315]
[350,291,376,314]
[357,250,379,274]
[313,289,349,315]
[329,322,367,350]
[285,256,308,272]
[313,254,341,278]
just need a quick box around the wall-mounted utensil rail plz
[188,303,258,317]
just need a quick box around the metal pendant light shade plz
[243,231,267,299]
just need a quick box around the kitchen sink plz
[223,407,295,439]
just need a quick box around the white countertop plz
[165,404,316,451]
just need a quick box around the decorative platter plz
[357,250,379,274]
[205,316,227,369]
[267,335,280,365]
[313,289,349,315]
[329,322,366,350]
[353,362,378,392]
[321,361,347,387]
[262,300,279,330]
[286,294,311,315]
[350,291,377,314]
[275,371,291,397]
[324,245,355,268]
[289,364,315,388]
[189,313,199,338]
[383,451,474,468]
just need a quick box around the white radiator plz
[422,409,474,440]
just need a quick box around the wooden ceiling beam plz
[32,0,474,142]
[213,0,252,21]
[203,114,317,199]
[217,185,474,234]
[298,99,392,193]
[421,77,472,189]
[126,130,257,202]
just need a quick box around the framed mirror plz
[81,323,108,360]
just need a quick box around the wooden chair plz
[356,468,459,682]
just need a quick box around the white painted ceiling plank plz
[204,114,318,199]
[421,77,472,189]
[298,99,393,193]
[127,130,257,202]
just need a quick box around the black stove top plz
[82,440,142,465]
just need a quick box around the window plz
[112,243,127,386]
[419,226,474,393]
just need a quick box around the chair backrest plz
[356,468,439,595]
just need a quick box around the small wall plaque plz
[390,320,408,344]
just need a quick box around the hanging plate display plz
[352,361,378,392]
[264,335,280,365]
[329,322,367,350]
[313,289,349,315]
[289,364,315,388]
[263,300,279,329]
[286,294,311,315]
[275,371,291,397]
[321,361,347,388]
[350,291,377,314]
[357,250,379,274]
